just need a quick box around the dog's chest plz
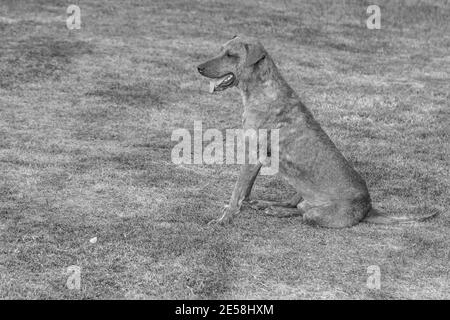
[242,103,283,129]
[241,86,287,128]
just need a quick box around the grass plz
[0,0,449,299]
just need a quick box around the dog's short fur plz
[197,35,437,228]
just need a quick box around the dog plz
[197,35,437,228]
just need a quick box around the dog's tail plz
[362,207,439,225]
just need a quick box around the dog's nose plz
[197,65,205,74]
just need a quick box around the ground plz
[0,0,449,299]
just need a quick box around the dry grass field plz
[0,0,449,299]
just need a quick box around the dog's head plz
[197,35,266,93]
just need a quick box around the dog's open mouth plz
[209,73,235,93]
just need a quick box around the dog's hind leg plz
[302,199,369,228]
[245,192,303,210]
[244,193,304,218]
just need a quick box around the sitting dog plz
[197,35,437,228]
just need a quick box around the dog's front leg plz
[209,163,262,225]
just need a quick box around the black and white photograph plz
[0,0,449,304]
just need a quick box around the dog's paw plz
[207,205,238,226]
[207,218,225,226]
[243,200,271,211]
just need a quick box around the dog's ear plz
[244,43,266,67]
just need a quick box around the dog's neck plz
[238,56,291,107]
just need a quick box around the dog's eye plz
[226,52,236,58]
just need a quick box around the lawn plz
[0,0,449,299]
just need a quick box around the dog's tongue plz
[209,75,228,93]
[209,81,216,93]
